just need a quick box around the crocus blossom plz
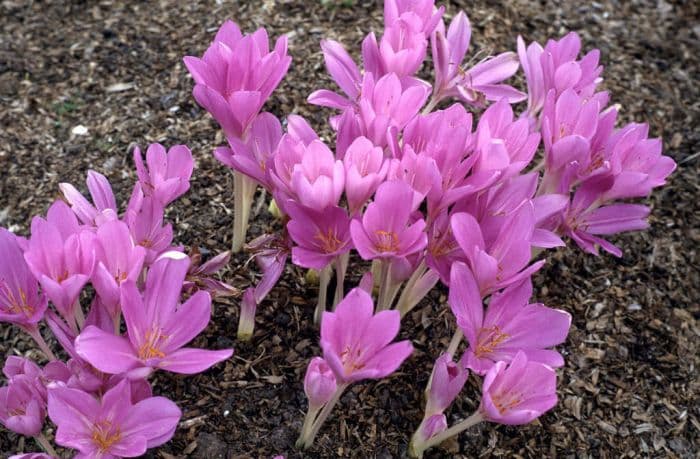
[320,287,413,382]
[449,262,571,374]
[479,351,558,425]
[75,254,232,378]
[303,357,338,408]
[48,379,181,457]
[425,353,469,415]
[184,21,291,139]
[286,202,352,270]
[133,143,193,206]
[0,228,47,327]
[0,376,45,436]
[59,170,118,226]
[350,181,427,261]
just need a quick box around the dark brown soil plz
[1,1,698,458]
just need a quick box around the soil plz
[1,0,698,458]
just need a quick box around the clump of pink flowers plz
[2,0,676,457]
[0,145,234,457]
[183,0,674,455]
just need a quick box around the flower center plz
[340,345,366,373]
[0,283,34,318]
[374,230,400,252]
[114,269,128,284]
[91,420,121,453]
[56,270,70,283]
[137,326,169,360]
[474,325,510,357]
[491,391,522,414]
[314,228,343,254]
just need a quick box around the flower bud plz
[426,353,468,415]
[304,357,337,408]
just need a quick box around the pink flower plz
[425,353,468,415]
[75,253,233,378]
[0,228,47,327]
[518,32,603,117]
[59,170,118,226]
[307,40,362,110]
[124,192,174,265]
[286,202,352,270]
[320,288,413,382]
[432,12,524,107]
[343,136,388,213]
[480,351,558,425]
[0,376,45,436]
[214,112,283,189]
[24,201,95,321]
[449,262,570,374]
[384,0,443,35]
[356,72,430,147]
[450,203,543,295]
[350,181,427,260]
[91,220,146,315]
[387,145,442,210]
[184,21,291,139]
[304,357,338,408]
[48,379,181,457]
[133,143,193,206]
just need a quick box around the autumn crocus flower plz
[351,181,427,261]
[124,192,174,265]
[0,228,47,328]
[320,287,413,382]
[450,202,543,295]
[286,202,352,270]
[24,201,95,328]
[431,11,524,108]
[449,262,570,374]
[75,253,233,378]
[133,143,193,206]
[91,220,146,316]
[184,21,291,139]
[479,351,558,425]
[48,379,181,457]
[343,136,388,213]
[303,357,337,409]
[59,170,118,227]
[0,376,45,437]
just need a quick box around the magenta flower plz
[0,376,45,436]
[48,379,181,457]
[449,262,570,374]
[133,143,193,206]
[351,181,427,261]
[356,72,430,147]
[184,21,291,139]
[24,201,95,322]
[304,357,338,408]
[343,136,388,213]
[59,170,118,226]
[286,202,352,270]
[183,248,238,299]
[308,40,362,110]
[474,99,540,179]
[372,15,428,78]
[124,193,174,265]
[425,353,469,416]
[387,144,442,210]
[431,12,524,107]
[320,287,413,382]
[479,351,558,425]
[602,122,676,201]
[9,454,55,459]
[383,0,443,35]
[75,254,233,378]
[288,139,345,211]
[0,228,47,327]
[92,220,146,314]
[214,112,283,189]
[425,210,466,284]
[518,32,603,117]
[450,203,543,295]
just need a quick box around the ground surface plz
[1,0,698,458]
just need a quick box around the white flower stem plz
[410,411,484,458]
[24,326,56,361]
[232,171,256,253]
[376,260,394,311]
[314,265,332,325]
[35,433,58,457]
[396,260,428,317]
[446,329,464,357]
[421,95,441,115]
[332,254,348,307]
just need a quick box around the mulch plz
[1,0,698,457]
